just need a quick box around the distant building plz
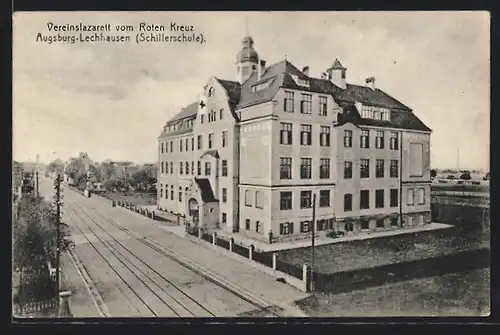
[157,35,432,243]
[12,161,24,200]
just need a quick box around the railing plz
[251,251,273,268]
[275,259,303,279]
[216,238,230,250]
[14,298,57,316]
[232,243,249,258]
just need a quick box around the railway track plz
[62,191,281,317]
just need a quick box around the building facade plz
[157,35,432,243]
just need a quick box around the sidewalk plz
[213,223,453,253]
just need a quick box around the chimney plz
[321,72,327,80]
[365,76,376,90]
[258,59,266,80]
[302,66,310,77]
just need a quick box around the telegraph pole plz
[310,193,316,292]
[35,171,39,198]
[55,173,61,309]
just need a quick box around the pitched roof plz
[167,102,198,124]
[337,84,412,111]
[194,178,218,203]
[336,103,431,132]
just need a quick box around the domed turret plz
[236,36,259,63]
[236,35,259,84]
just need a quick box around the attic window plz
[291,74,309,87]
[251,77,275,92]
[361,105,390,120]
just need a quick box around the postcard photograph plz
[12,11,490,318]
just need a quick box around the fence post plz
[302,262,311,292]
[212,232,217,245]
[152,211,156,220]
[249,244,254,261]
[272,252,277,270]
[229,237,234,252]
[198,227,202,239]
[58,291,73,317]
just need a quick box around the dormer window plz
[251,76,275,92]
[291,74,310,87]
[361,104,390,120]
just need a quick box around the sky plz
[13,11,490,170]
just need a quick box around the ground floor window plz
[419,214,424,225]
[279,222,294,235]
[245,219,250,230]
[300,220,310,233]
[255,221,261,233]
[222,212,227,224]
[361,219,369,230]
[391,217,399,226]
[376,219,385,228]
[344,222,354,232]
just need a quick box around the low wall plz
[185,234,308,292]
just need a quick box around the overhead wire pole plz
[55,173,61,311]
[310,193,316,292]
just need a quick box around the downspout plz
[235,122,241,233]
[399,130,403,227]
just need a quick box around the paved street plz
[39,178,308,317]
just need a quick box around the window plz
[222,213,227,225]
[390,160,399,178]
[170,162,173,174]
[375,131,384,149]
[160,183,163,198]
[185,161,189,175]
[279,222,294,235]
[169,141,173,152]
[344,130,353,147]
[344,161,353,179]
[360,129,370,148]
[221,160,227,176]
[222,131,228,147]
[390,132,399,150]
[376,219,385,228]
[161,142,164,154]
[300,94,312,114]
[245,190,252,206]
[407,189,415,205]
[161,162,164,174]
[361,219,369,230]
[300,124,312,145]
[220,109,224,120]
[375,189,384,208]
[185,138,189,151]
[280,123,293,145]
[191,161,194,175]
[208,133,214,149]
[255,221,261,233]
[418,188,425,205]
[300,158,312,179]
[255,191,264,209]
[280,192,292,210]
[180,162,183,175]
[360,190,370,209]
[300,221,311,233]
[165,184,168,199]
[280,157,292,180]
[344,194,353,211]
[178,187,182,202]
[409,143,424,177]
[165,142,168,153]
[376,159,384,178]
[205,162,211,176]
[179,140,183,152]
[300,190,312,208]
[391,217,399,226]
[222,188,227,203]
[320,126,331,146]
[319,96,328,116]
[245,219,250,230]
[360,159,370,178]
[197,135,202,150]
[284,91,294,112]
[390,189,398,207]
[170,185,174,199]
[191,138,194,151]
[197,161,201,175]
[320,158,330,179]
[319,190,330,207]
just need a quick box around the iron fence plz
[232,243,249,258]
[216,238,230,250]
[201,232,213,244]
[275,259,303,279]
[251,251,273,268]
[14,298,57,316]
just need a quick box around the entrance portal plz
[188,198,199,227]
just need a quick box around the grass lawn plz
[296,267,490,317]
[431,183,489,193]
[276,227,489,274]
[101,191,156,206]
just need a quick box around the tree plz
[430,169,437,178]
[65,159,87,188]
[483,172,490,181]
[460,171,471,180]
[46,159,64,174]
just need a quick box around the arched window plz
[245,219,251,230]
[245,190,252,206]
[255,191,264,209]
[160,183,163,198]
